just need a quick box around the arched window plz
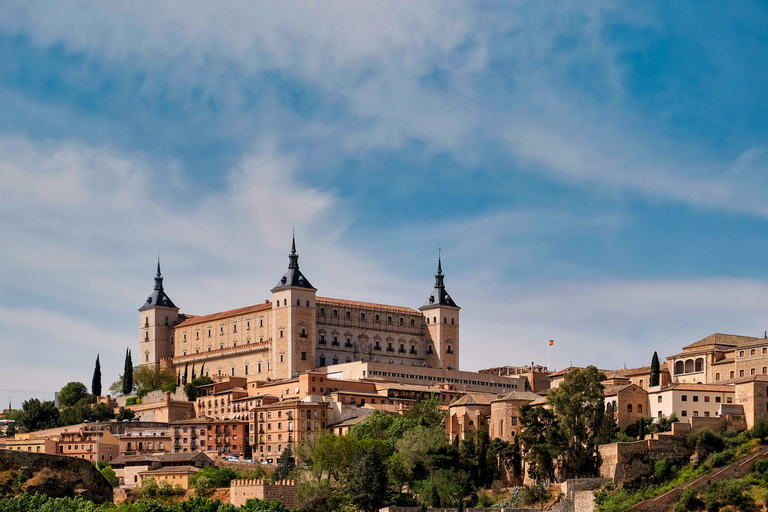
[306,300,309,307]
[411,319,415,326]
[320,308,325,316]
[361,313,365,321]
[426,318,430,324]
[451,318,454,324]
[638,404,643,413]
[332,356,338,365]
[695,358,704,372]
[443,317,447,323]
[283,299,287,306]
[319,356,326,367]
[685,359,694,373]
[346,311,351,319]
[375,315,380,322]
[433,317,437,323]
[675,361,684,375]
[627,404,632,413]
[297,299,300,306]
[606,402,612,412]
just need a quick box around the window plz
[627,404,632,412]
[301,352,306,361]
[740,350,745,358]
[752,349,756,356]
[658,396,662,403]
[693,411,699,417]
[705,411,710,417]
[752,368,757,375]
[740,370,745,377]
[716,373,720,381]
[730,371,735,379]
[280,354,284,363]
[681,411,687,417]
[715,396,721,403]
[297,299,300,306]
[233,323,237,333]
[443,317,446,323]
[682,395,687,402]
[704,396,710,403]
[280,329,284,338]
[346,311,350,319]
[693,396,698,402]
[638,404,642,413]
[727,397,733,403]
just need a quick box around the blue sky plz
[2,2,768,407]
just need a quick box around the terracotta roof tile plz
[317,297,418,314]
[683,333,766,350]
[175,303,272,328]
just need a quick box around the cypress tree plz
[126,350,133,392]
[183,362,189,385]
[92,354,102,397]
[122,349,131,395]
[200,362,205,378]
[191,364,196,380]
[650,351,660,387]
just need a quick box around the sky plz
[2,1,768,408]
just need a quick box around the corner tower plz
[420,255,460,369]
[271,235,317,380]
[139,260,179,366]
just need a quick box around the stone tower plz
[420,255,460,369]
[139,260,179,366]
[270,235,317,380]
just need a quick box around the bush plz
[702,448,735,469]
[687,429,725,458]
[702,479,752,512]
[99,464,119,487]
[755,458,768,476]
[674,486,702,512]
[141,477,159,497]
[192,475,214,497]
[653,459,671,482]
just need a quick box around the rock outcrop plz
[0,450,113,504]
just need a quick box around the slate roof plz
[140,261,177,310]
[421,256,459,309]
[272,236,315,291]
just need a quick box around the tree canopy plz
[57,382,89,408]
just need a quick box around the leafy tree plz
[18,398,59,431]
[92,355,102,397]
[403,394,446,429]
[58,382,89,408]
[307,430,359,482]
[518,404,561,482]
[184,375,215,401]
[395,425,452,483]
[134,363,177,394]
[546,365,616,479]
[58,399,115,426]
[752,416,768,442]
[653,412,678,433]
[347,445,389,512]
[98,464,119,487]
[650,352,660,387]
[272,445,295,482]
[116,406,136,422]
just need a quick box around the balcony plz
[398,348,406,353]
[374,344,381,351]
[386,347,394,352]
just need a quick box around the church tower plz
[420,255,460,369]
[271,235,317,380]
[139,260,179,366]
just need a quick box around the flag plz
[549,340,554,346]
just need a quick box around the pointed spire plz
[154,256,164,291]
[434,250,445,289]
[288,233,300,270]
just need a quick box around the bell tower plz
[420,254,460,369]
[138,260,179,366]
[271,235,317,380]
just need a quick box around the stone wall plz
[380,508,539,512]
[230,479,296,508]
[599,433,692,482]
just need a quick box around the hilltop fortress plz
[139,236,460,382]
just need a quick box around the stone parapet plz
[230,479,296,508]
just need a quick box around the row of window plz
[715,367,768,381]
[739,347,768,358]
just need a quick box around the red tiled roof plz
[683,333,766,351]
[317,297,418,314]
[175,303,272,328]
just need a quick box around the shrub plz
[702,479,752,512]
[702,448,734,469]
[752,417,768,442]
[141,477,159,497]
[653,459,671,482]
[192,476,214,497]
[674,486,702,512]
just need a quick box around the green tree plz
[122,348,134,395]
[134,363,177,394]
[92,355,102,397]
[272,445,295,482]
[58,382,89,408]
[650,352,660,387]
[518,404,561,482]
[116,406,136,422]
[347,445,389,512]
[184,375,215,401]
[98,464,119,487]
[183,362,189,386]
[546,365,616,479]
[18,398,59,431]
